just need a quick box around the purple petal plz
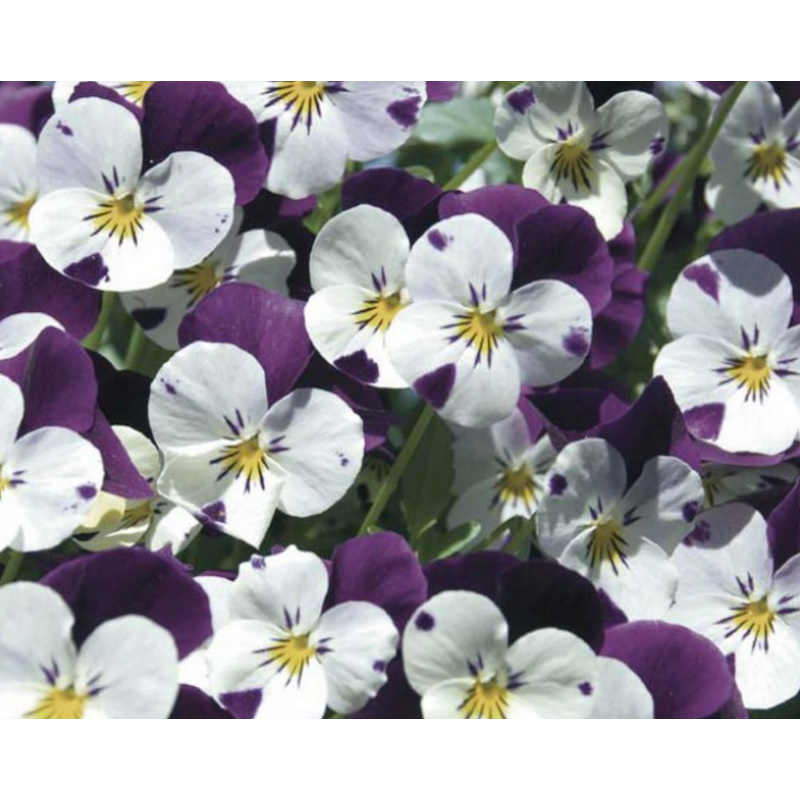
[424,551,520,603]
[425,82,461,102]
[768,480,800,571]
[0,82,53,134]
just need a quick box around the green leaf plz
[414,98,495,146]
[418,522,483,563]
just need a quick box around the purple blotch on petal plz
[684,519,711,546]
[56,121,73,136]
[649,136,665,155]
[220,689,262,719]
[251,555,265,570]
[563,327,590,358]
[507,87,535,114]
[682,500,700,523]
[163,382,177,396]
[415,611,435,631]
[132,307,167,330]
[77,484,97,501]
[334,350,379,384]
[200,501,226,526]
[684,262,720,302]
[684,403,725,442]
[413,364,456,410]
[387,96,422,129]
[64,254,109,287]
[427,229,449,251]
[373,660,386,673]
[549,474,568,496]
[578,681,593,696]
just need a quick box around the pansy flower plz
[654,249,800,456]
[208,547,398,719]
[29,97,236,291]
[386,214,593,428]
[495,81,667,239]
[706,81,800,224]
[536,438,704,620]
[223,82,427,199]
[121,209,295,350]
[0,582,179,718]
[305,205,412,388]
[150,341,364,548]
[669,503,800,709]
[0,124,37,241]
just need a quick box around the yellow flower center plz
[0,472,10,499]
[210,433,270,492]
[724,595,776,649]
[725,353,771,403]
[586,517,629,573]
[447,306,504,364]
[352,292,405,334]
[170,259,222,307]
[27,686,87,719]
[4,194,36,232]
[460,677,509,719]
[746,141,789,187]
[551,138,594,192]
[113,81,156,106]
[495,465,537,512]
[265,632,316,682]
[86,193,145,245]
[267,82,328,130]
[120,500,154,529]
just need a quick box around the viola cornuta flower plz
[495,81,667,239]
[386,214,593,428]
[0,582,179,718]
[150,342,364,548]
[536,438,704,620]
[654,249,800,456]
[0,374,103,553]
[0,123,37,241]
[669,503,800,710]
[305,204,412,388]
[223,81,427,199]
[707,81,800,224]
[208,547,398,719]
[29,97,236,291]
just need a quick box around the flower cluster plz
[1,80,800,719]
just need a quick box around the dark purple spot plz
[415,611,435,631]
[64,254,109,287]
[507,87,535,114]
[199,501,226,527]
[132,307,167,330]
[56,121,73,136]
[578,681,593,696]
[387,96,422,129]
[334,350,379,384]
[684,403,725,441]
[682,501,700,523]
[684,262,720,302]
[251,555,265,570]
[649,135,665,155]
[339,454,349,467]
[563,327,590,358]
[427,229,449,251]
[414,364,456,409]
[549,474,568,496]
[373,660,386,673]
[77,484,97,501]
[220,689,262,719]
[684,519,711,546]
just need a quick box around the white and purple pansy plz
[0,123,37,242]
[222,82,427,199]
[654,249,800,456]
[150,342,364,548]
[121,209,296,350]
[207,547,398,719]
[495,81,667,239]
[0,582,179,718]
[29,97,236,292]
[403,591,598,719]
[707,81,800,224]
[0,374,104,554]
[386,214,593,428]
[305,204,411,388]
[669,503,800,710]
[536,438,704,620]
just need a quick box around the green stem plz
[125,324,146,372]
[0,551,24,586]
[82,292,114,351]
[634,156,689,226]
[638,81,748,274]
[357,404,436,535]
[443,140,497,191]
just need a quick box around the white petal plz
[495,83,546,161]
[113,425,161,482]
[523,82,596,141]
[420,678,479,719]
[0,124,38,241]
[230,229,295,292]
[145,502,201,555]
[521,144,563,203]
[705,172,762,225]
[195,576,234,633]
[0,374,24,460]
[562,158,628,240]
[588,657,654,719]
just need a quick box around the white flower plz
[495,81,667,239]
[707,81,800,224]
[305,205,411,388]
[207,547,398,718]
[0,583,178,718]
[0,124,37,242]
[149,342,364,548]
[29,97,236,292]
[654,249,800,456]
[669,503,800,710]
[223,82,427,198]
[403,591,598,719]
[386,214,593,428]
[0,374,103,553]
[536,438,704,620]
